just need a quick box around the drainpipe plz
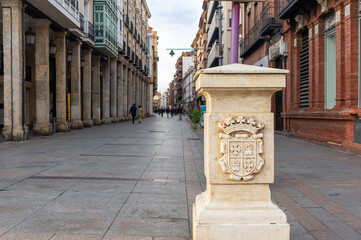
[22,2,26,139]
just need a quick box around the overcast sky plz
[147,0,204,94]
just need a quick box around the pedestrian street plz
[0,116,360,239]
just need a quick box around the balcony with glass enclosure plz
[94,0,118,58]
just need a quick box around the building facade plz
[0,0,157,141]
[240,0,361,153]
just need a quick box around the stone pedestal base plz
[56,122,70,132]
[102,118,112,124]
[111,117,118,123]
[71,120,83,129]
[2,125,28,141]
[93,119,102,125]
[33,122,53,136]
[83,119,94,128]
[193,190,290,240]
[117,117,125,122]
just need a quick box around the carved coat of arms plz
[218,116,265,181]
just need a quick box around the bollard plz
[193,64,290,240]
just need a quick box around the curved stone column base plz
[117,117,124,122]
[102,118,112,124]
[70,120,83,129]
[2,125,28,141]
[83,120,94,128]
[93,119,102,125]
[56,122,70,132]
[111,117,119,123]
[33,122,53,136]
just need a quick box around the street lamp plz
[49,40,56,56]
[25,28,35,45]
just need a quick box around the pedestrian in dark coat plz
[178,105,183,120]
[129,104,137,124]
[166,108,170,118]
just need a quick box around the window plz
[299,31,309,109]
[325,29,336,109]
[228,10,232,28]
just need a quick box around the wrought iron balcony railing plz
[278,0,318,20]
[79,13,84,31]
[260,2,283,36]
[240,20,265,58]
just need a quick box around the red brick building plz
[240,0,361,154]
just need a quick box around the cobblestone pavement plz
[0,116,360,239]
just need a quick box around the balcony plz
[240,20,265,58]
[27,0,81,29]
[84,21,94,40]
[94,1,118,58]
[278,0,318,20]
[125,46,130,59]
[134,55,138,66]
[130,22,134,33]
[207,41,219,68]
[260,2,283,36]
[207,15,219,48]
[125,14,129,27]
[207,0,218,24]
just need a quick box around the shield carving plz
[218,116,265,181]
[228,140,257,178]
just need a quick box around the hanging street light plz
[67,50,72,62]
[25,28,35,45]
[49,40,56,56]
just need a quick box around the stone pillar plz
[117,62,124,121]
[149,83,153,115]
[102,59,111,124]
[55,31,70,132]
[81,48,93,127]
[1,0,28,141]
[127,70,132,115]
[110,58,118,122]
[134,73,137,106]
[193,64,290,240]
[123,65,128,119]
[92,55,101,125]
[33,19,53,135]
[69,41,83,129]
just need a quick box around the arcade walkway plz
[0,116,360,239]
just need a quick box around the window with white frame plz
[325,12,336,109]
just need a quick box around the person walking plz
[160,108,164,117]
[178,105,183,120]
[166,107,170,118]
[138,105,143,124]
[129,104,137,124]
[170,107,174,118]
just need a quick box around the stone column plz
[81,48,93,127]
[69,40,83,129]
[110,58,118,122]
[193,64,290,239]
[128,69,135,109]
[33,19,53,135]
[102,59,111,124]
[149,83,153,116]
[117,62,124,121]
[1,0,28,141]
[133,73,137,106]
[123,66,129,119]
[55,31,70,132]
[92,55,101,125]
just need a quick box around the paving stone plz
[0,232,54,240]
[50,233,102,240]
[106,217,189,238]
